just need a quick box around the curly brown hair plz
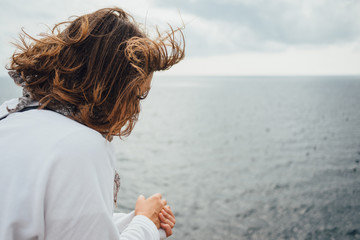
[8,7,184,140]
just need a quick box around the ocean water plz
[1,76,360,239]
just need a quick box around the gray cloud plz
[154,0,360,56]
[0,0,359,62]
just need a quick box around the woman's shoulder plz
[30,109,115,165]
[0,100,115,167]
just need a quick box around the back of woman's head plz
[9,7,184,140]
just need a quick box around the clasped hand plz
[135,193,176,237]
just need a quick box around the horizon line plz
[1,74,360,78]
[155,74,360,78]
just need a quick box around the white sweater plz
[0,99,165,240]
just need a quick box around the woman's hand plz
[135,193,166,229]
[159,205,176,237]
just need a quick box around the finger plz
[164,205,175,218]
[161,223,173,237]
[161,198,167,206]
[137,195,145,202]
[151,193,162,199]
[161,209,176,225]
[159,212,166,223]
[159,212,175,228]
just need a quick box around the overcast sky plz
[0,0,359,76]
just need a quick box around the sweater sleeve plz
[113,212,167,240]
[43,129,160,240]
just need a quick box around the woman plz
[0,7,184,240]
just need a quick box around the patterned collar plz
[8,71,75,117]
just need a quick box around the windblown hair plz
[8,7,184,140]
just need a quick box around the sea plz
[1,75,360,240]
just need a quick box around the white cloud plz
[0,0,359,76]
[160,42,360,76]
[154,0,360,47]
